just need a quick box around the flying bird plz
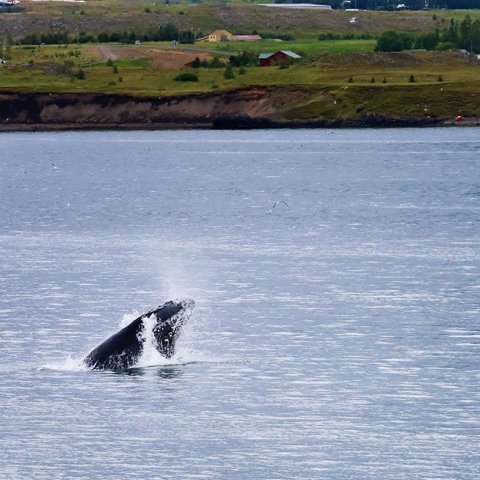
[267,200,289,215]
[272,201,289,209]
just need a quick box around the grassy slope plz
[4,1,480,39]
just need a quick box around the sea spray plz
[136,313,169,367]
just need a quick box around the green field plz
[1,45,478,102]
[207,39,377,56]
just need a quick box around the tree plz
[445,18,458,44]
[459,15,472,50]
[471,20,480,53]
[375,31,415,52]
[416,33,439,50]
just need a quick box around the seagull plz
[268,200,289,215]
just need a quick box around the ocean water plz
[0,128,479,479]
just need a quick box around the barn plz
[258,51,301,67]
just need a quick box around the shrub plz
[435,41,456,51]
[106,59,113,67]
[347,76,354,83]
[415,33,439,50]
[239,66,246,75]
[224,65,234,79]
[113,65,119,74]
[229,51,257,67]
[409,74,416,83]
[77,69,85,80]
[375,30,414,52]
[174,72,199,82]
[370,77,375,83]
[437,75,443,82]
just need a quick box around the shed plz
[258,50,301,67]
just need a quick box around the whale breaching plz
[83,299,194,371]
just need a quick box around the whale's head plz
[152,299,195,358]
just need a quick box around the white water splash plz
[39,355,88,372]
[119,311,139,329]
[135,313,169,367]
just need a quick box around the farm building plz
[204,31,262,42]
[208,30,233,42]
[258,51,301,67]
[232,35,262,42]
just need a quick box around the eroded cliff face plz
[0,88,297,127]
[0,87,441,130]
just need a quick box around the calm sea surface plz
[0,128,479,479]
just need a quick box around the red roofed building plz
[258,51,301,67]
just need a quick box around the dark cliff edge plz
[0,88,471,131]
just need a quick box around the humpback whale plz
[83,299,194,371]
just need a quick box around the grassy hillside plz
[3,1,480,40]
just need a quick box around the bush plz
[174,72,199,82]
[375,30,415,52]
[438,75,443,82]
[259,32,293,41]
[435,41,456,51]
[409,74,416,83]
[239,66,246,75]
[77,69,85,80]
[229,51,257,67]
[347,76,354,83]
[415,32,439,50]
[370,77,376,83]
[224,65,234,79]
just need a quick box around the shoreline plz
[0,90,478,131]
[1,118,479,131]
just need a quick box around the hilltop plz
[3,1,480,39]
